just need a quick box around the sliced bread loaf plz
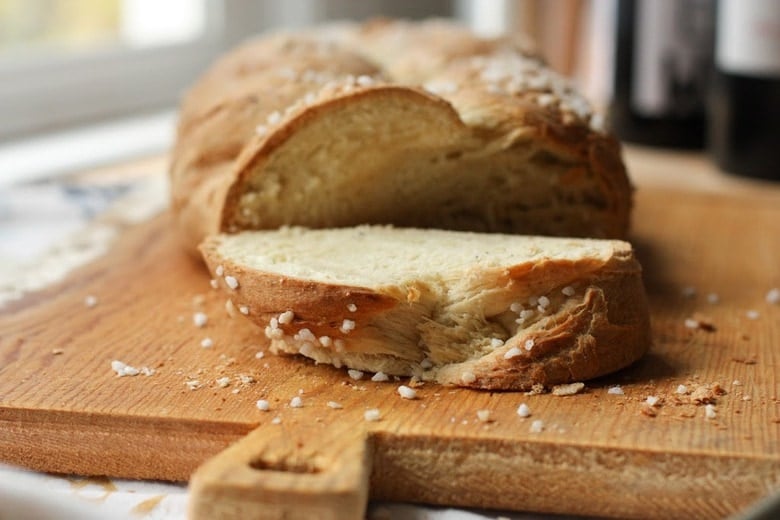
[201,226,651,390]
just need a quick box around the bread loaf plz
[170,19,632,252]
[201,227,651,390]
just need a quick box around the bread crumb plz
[200,337,213,348]
[364,408,381,422]
[707,293,720,304]
[239,375,254,384]
[216,377,230,388]
[516,403,531,418]
[525,383,546,395]
[348,369,364,380]
[676,384,689,395]
[140,367,154,376]
[685,313,716,332]
[476,409,491,422]
[371,372,389,382]
[271,416,281,425]
[746,309,760,320]
[503,346,522,359]
[256,399,270,411]
[255,351,264,359]
[767,288,780,304]
[691,383,726,404]
[529,419,544,433]
[52,348,64,355]
[224,276,239,290]
[225,299,237,318]
[266,110,281,125]
[290,396,303,408]
[704,404,717,420]
[186,380,201,390]
[327,401,343,409]
[193,312,208,328]
[460,371,477,384]
[607,385,624,395]
[397,385,417,399]
[209,279,218,289]
[347,303,357,312]
[111,360,139,377]
[684,318,700,329]
[84,295,98,307]
[645,395,661,407]
[420,358,433,369]
[552,382,585,396]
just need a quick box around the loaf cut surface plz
[201,227,651,390]
[171,19,633,252]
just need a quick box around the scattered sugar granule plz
[238,305,250,315]
[461,371,477,384]
[327,401,343,409]
[271,416,282,425]
[224,276,239,290]
[371,372,389,382]
[256,399,270,411]
[530,419,545,433]
[732,380,742,386]
[397,385,417,399]
[200,337,213,349]
[528,296,539,306]
[215,265,224,277]
[684,318,700,329]
[746,310,760,320]
[266,110,282,125]
[111,360,139,377]
[347,303,357,312]
[646,395,661,407]
[552,382,585,396]
[140,367,154,376]
[676,384,689,394]
[348,369,364,380]
[255,351,265,359]
[255,124,267,136]
[340,319,356,333]
[504,347,522,360]
[319,336,332,347]
[510,302,523,313]
[524,339,535,351]
[704,404,717,420]
[607,386,624,395]
[364,408,381,422]
[290,396,303,408]
[84,295,98,308]
[193,312,208,328]
[278,310,294,324]
[490,338,504,349]
[517,309,535,323]
[186,380,201,390]
[216,377,230,388]
[767,288,780,305]
[707,293,720,304]
[297,388,304,395]
[517,403,531,418]
[209,279,219,289]
[682,286,697,298]
[476,409,491,422]
[239,375,254,384]
[561,286,576,296]
[537,296,550,309]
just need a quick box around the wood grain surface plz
[1,186,779,520]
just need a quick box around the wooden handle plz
[188,421,371,520]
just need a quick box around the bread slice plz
[200,226,651,390]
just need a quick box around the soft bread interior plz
[220,85,624,239]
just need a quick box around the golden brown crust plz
[170,18,633,253]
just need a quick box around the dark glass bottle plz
[609,0,715,148]
[708,0,780,180]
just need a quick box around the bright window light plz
[120,0,207,47]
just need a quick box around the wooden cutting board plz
[1,186,779,520]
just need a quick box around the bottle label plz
[717,0,780,76]
[631,0,713,117]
